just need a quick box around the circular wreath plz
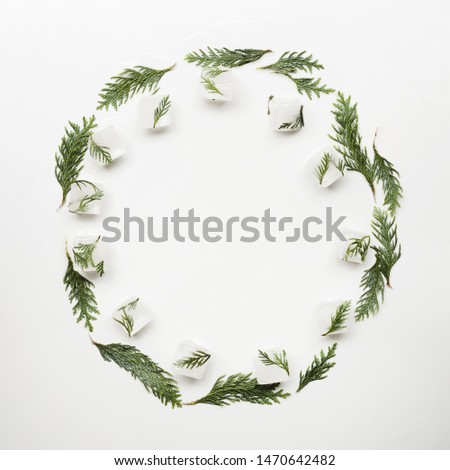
[55,47,402,408]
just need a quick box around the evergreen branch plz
[354,260,385,321]
[279,105,304,130]
[153,95,171,128]
[287,76,334,99]
[184,373,290,406]
[97,64,175,111]
[63,251,99,332]
[297,344,337,392]
[93,342,182,408]
[114,311,134,337]
[174,350,211,369]
[68,181,104,214]
[267,95,274,115]
[72,236,104,276]
[54,116,96,207]
[89,138,112,165]
[330,92,376,196]
[373,140,403,214]
[322,301,351,336]
[185,47,271,68]
[259,50,324,74]
[371,206,401,288]
[314,152,331,185]
[258,350,290,376]
[344,235,371,262]
[201,76,223,96]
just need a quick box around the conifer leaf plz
[89,138,112,165]
[258,350,290,376]
[259,50,324,74]
[344,235,370,262]
[63,251,99,332]
[93,342,182,408]
[314,152,332,185]
[288,76,334,99]
[278,105,304,130]
[174,350,211,369]
[114,298,139,336]
[322,301,351,336]
[68,182,104,214]
[185,47,271,68]
[153,95,171,128]
[201,76,223,96]
[72,236,104,277]
[97,64,175,111]
[184,373,290,406]
[297,344,337,392]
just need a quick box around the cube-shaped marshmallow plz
[91,124,125,162]
[112,295,152,336]
[68,181,103,215]
[336,228,370,264]
[314,299,350,336]
[269,96,304,132]
[70,234,106,276]
[137,94,172,129]
[310,147,344,187]
[255,347,290,385]
[200,68,234,102]
[172,340,211,380]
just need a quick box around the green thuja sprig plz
[322,301,351,336]
[93,341,182,408]
[258,350,290,376]
[185,47,271,68]
[184,373,290,406]
[69,182,104,214]
[314,152,331,185]
[153,95,171,128]
[97,64,175,111]
[344,235,371,262]
[279,105,304,130]
[54,116,97,207]
[287,76,334,99]
[330,92,376,196]
[89,138,112,165]
[174,350,211,369]
[114,298,139,336]
[72,236,105,277]
[373,140,403,214]
[297,343,337,392]
[63,250,100,332]
[355,207,401,321]
[259,51,324,74]
[201,76,223,96]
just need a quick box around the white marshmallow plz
[336,228,370,264]
[137,94,172,129]
[200,68,234,102]
[314,299,350,336]
[255,347,290,385]
[91,124,125,162]
[309,146,344,187]
[269,96,303,132]
[112,295,152,336]
[68,181,103,215]
[172,340,211,380]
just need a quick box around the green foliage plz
[114,298,139,336]
[97,64,175,111]
[297,344,337,392]
[287,76,334,99]
[68,182,104,214]
[54,116,96,206]
[322,301,351,336]
[279,105,304,130]
[184,373,290,406]
[93,342,182,408]
[314,152,331,185]
[373,142,403,213]
[174,350,211,369]
[330,92,376,195]
[72,236,104,277]
[153,95,171,128]
[63,251,99,332]
[344,235,371,262]
[355,207,401,321]
[260,51,324,74]
[201,76,223,96]
[185,47,271,68]
[89,138,112,165]
[258,349,290,376]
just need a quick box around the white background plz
[1,0,449,450]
